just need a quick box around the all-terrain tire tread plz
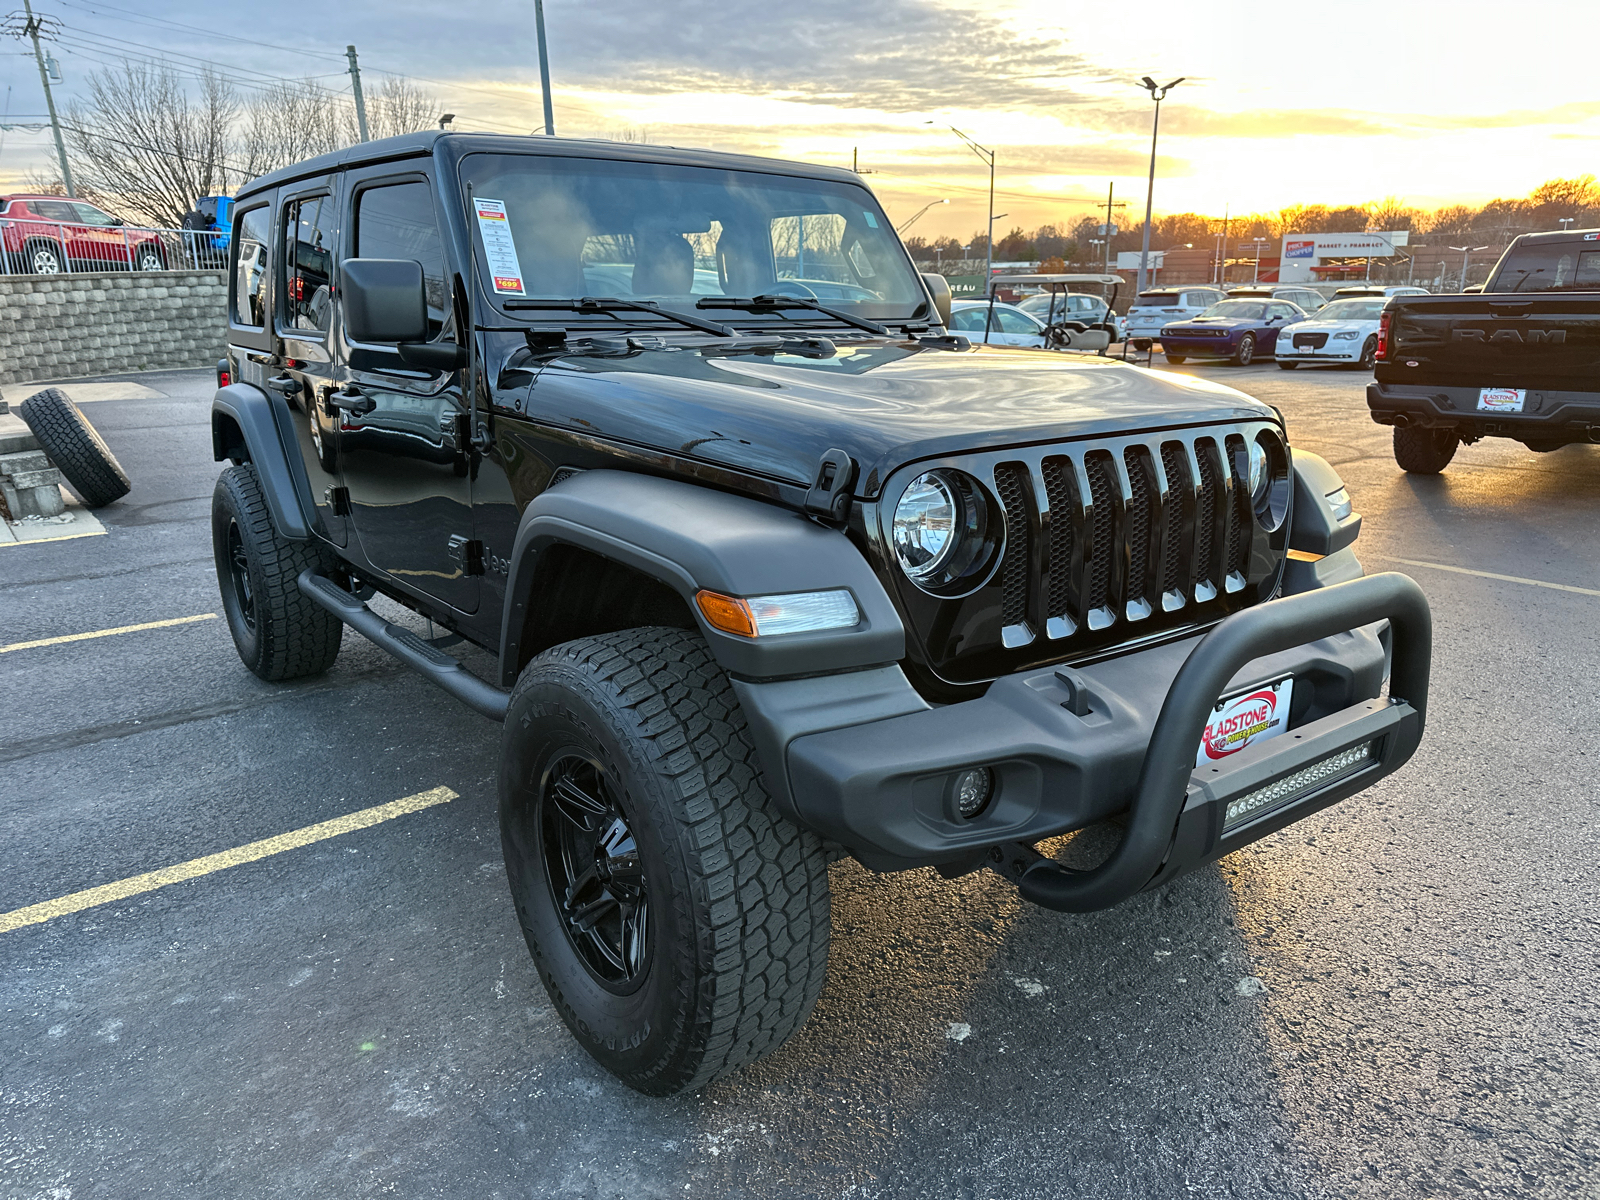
[17,387,131,507]
[214,462,342,680]
[1393,425,1458,474]
[512,627,831,1093]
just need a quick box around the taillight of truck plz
[1376,310,1392,361]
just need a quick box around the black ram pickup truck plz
[1369,228,1600,472]
[210,131,1431,1095]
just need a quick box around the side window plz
[282,194,336,335]
[995,308,1039,335]
[34,199,78,222]
[354,181,448,338]
[232,205,270,329]
[949,307,985,333]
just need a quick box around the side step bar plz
[297,570,510,721]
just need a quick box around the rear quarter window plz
[231,204,271,328]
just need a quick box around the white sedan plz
[1274,297,1388,370]
[948,300,1049,347]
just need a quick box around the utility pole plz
[534,0,555,135]
[1103,182,1114,275]
[1135,76,1184,294]
[18,0,73,195]
[347,45,370,142]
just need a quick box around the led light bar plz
[1223,741,1374,831]
[695,589,860,638]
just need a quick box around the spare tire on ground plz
[16,387,131,508]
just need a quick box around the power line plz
[49,0,347,63]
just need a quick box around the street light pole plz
[1135,75,1184,294]
[1558,216,1575,231]
[1448,244,1490,291]
[931,122,996,284]
[534,0,555,135]
[1252,237,1265,283]
[896,197,948,234]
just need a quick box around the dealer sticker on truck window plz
[1478,387,1526,412]
[1196,677,1294,767]
[473,198,526,296]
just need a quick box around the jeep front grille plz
[878,422,1289,686]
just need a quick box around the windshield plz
[459,153,926,321]
[1489,243,1600,292]
[1199,301,1266,319]
[1313,299,1386,321]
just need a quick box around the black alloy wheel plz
[225,517,257,635]
[540,753,650,990]
[1358,335,1378,370]
[1233,333,1256,366]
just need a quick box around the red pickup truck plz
[1,194,169,274]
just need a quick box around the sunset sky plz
[2,0,1596,238]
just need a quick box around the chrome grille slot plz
[992,463,1032,643]
[1040,456,1077,637]
[1083,451,1117,620]
[1158,441,1189,608]
[1123,446,1156,620]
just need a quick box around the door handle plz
[265,374,301,397]
[327,385,375,416]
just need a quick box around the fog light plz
[953,767,993,818]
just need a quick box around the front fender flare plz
[211,382,316,541]
[499,470,905,686]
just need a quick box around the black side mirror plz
[341,258,429,343]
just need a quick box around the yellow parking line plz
[0,612,217,654]
[0,786,459,934]
[1373,555,1600,599]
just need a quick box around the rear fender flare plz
[211,382,316,541]
[498,470,905,686]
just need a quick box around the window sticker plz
[863,211,879,229]
[473,198,526,295]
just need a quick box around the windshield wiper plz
[698,294,891,336]
[503,295,734,337]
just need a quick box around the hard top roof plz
[237,130,868,198]
[1508,227,1600,245]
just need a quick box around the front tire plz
[1393,426,1458,474]
[211,463,343,680]
[500,627,832,1096]
[1232,334,1256,366]
[134,245,166,272]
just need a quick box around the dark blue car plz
[1159,298,1309,366]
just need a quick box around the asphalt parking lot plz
[2,359,1597,1200]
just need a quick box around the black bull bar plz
[1003,571,1431,912]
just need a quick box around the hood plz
[1282,318,1378,332]
[1170,317,1252,329]
[522,339,1274,495]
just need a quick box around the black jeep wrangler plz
[211,131,1431,1096]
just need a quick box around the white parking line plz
[1372,555,1600,599]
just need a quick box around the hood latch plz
[804,448,856,525]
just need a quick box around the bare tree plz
[240,78,354,179]
[63,62,238,226]
[367,76,440,139]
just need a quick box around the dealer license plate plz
[1195,677,1294,767]
[1477,387,1526,413]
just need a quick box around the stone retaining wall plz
[0,270,227,385]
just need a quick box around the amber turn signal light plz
[695,590,758,638]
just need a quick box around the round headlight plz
[892,472,957,581]
[1248,438,1269,504]
[890,469,1000,594]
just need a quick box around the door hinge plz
[446,534,485,576]
[325,486,351,516]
